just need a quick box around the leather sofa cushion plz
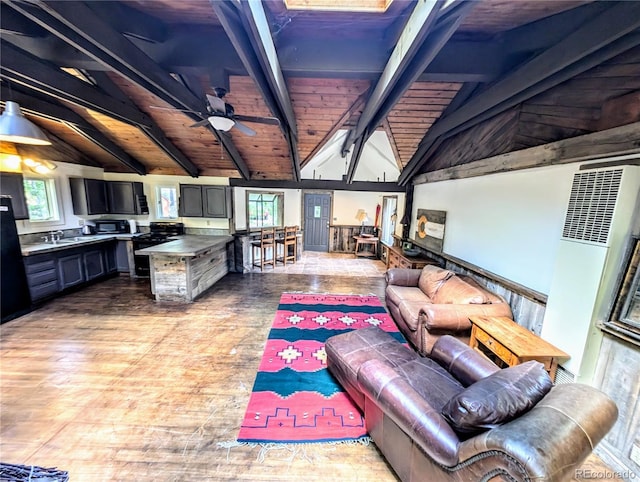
[386,285,431,309]
[395,358,464,411]
[398,299,425,331]
[462,275,504,304]
[441,360,553,435]
[432,275,489,304]
[418,265,454,298]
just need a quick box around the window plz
[23,177,60,222]
[157,186,178,219]
[605,237,640,345]
[247,191,284,229]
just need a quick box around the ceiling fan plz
[190,88,280,136]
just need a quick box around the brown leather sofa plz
[386,265,512,355]
[326,327,618,482]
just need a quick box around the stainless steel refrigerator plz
[1,195,31,323]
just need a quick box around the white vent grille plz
[562,169,623,244]
[554,365,577,384]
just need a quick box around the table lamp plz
[355,209,370,235]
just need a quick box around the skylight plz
[284,0,393,13]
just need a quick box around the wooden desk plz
[353,235,378,257]
[469,315,569,381]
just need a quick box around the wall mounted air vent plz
[562,169,623,245]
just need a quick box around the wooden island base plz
[136,235,233,302]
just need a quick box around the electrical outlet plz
[630,443,640,465]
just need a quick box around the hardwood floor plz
[0,254,620,481]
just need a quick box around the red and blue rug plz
[236,292,404,444]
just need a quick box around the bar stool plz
[251,228,275,271]
[276,226,297,264]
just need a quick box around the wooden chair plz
[276,226,297,264]
[251,228,275,271]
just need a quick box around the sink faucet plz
[49,230,64,243]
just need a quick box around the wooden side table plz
[469,315,569,381]
[353,235,378,257]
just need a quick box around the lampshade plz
[355,209,370,223]
[207,115,235,132]
[0,101,51,145]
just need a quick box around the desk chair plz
[276,225,297,264]
[251,228,275,271]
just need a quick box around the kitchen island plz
[135,235,233,302]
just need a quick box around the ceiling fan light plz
[0,101,52,145]
[208,115,235,132]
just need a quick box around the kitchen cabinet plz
[70,178,147,215]
[108,181,147,215]
[179,184,230,218]
[0,172,29,220]
[116,240,132,272]
[23,240,117,302]
[58,253,85,289]
[70,178,109,215]
[24,255,59,302]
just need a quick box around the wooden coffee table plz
[469,315,569,381]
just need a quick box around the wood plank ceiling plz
[1,0,638,185]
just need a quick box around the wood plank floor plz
[0,254,620,481]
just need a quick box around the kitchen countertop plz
[21,233,140,256]
[134,235,233,257]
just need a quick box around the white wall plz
[412,164,579,294]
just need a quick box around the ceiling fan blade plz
[190,119,211,128]
[232,120,256,136]
[233,114,280,126]
[206,93,226,113]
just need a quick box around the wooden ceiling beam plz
[399,1,640,185]
[212,0,300,181]
[344,1,473,183]
[0,92,147,174]
[0,42,150,127]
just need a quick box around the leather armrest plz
[458,383,618,480]
[430,335,500,386]
[357,358,459,467]
[385,268,422,287]
[420,303,513,332]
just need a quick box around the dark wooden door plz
[58,253,85,289]
[85,179,109,214]
[303,193,330,252]
[84,249,106,281]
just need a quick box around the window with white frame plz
[247,191,284,229]
[156,186,178,219]
[23,177,60,222]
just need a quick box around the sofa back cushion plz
[441,360,553,435]
[418,265,454,298]
[432,275,489,304]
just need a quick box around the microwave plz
[95,219,129,234]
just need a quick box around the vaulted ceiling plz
[1,0,639,187]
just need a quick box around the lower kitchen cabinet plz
[24,241,117,302]
[58,253,86,289]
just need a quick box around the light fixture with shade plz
[355,209,370,235]
[0,101,52,145]
[207,115,235,132]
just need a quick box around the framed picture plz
[412,209,446,252]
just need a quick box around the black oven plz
[133,222,184,277]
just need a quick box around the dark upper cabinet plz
[179,185,204,217]
[70,178,109,215]
[0,172,29,220]
[108,181,146,215]
[179,184,230,218]
[70,179,147,215]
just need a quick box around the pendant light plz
[0,101,51,145]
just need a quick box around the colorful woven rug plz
[237,292,404,444]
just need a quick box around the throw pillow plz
[441,361,553,435]
[418,265,454,298]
